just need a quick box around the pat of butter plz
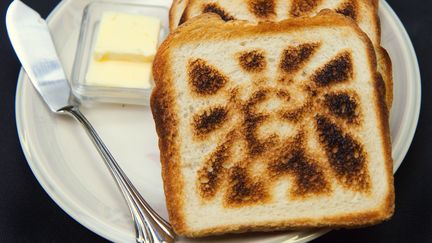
[85,12,160,89]
[86,59,152,89]
[93,12,161,62]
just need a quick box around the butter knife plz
[6,1,175,242]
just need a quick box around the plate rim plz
[14,0,421,242]
[381,0,422,172]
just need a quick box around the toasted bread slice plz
[169,0,393,108]
[152,12,394,237]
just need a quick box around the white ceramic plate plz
[16,0,421,242]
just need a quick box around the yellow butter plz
[86,59,152,89]
[93,12,161,62]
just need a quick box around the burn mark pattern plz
[313,52,353,86]
[202,3,235,22]
[198,141,231,199]
[226,166,268,206]
[269,146,330,197]
[316,116,370,190]
[193,107,228,136]
[280,43,319,74]
[238,50,267,72]
[188,59,228,95]
[280,106,307,122]
[248,0,276,18]
[190,46,369,206]
[336,1,357,20]
[290,0,322,17]
[181,0,359,28]
[324,93,359,123]
[243,90,276,156]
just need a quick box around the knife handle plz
[60,106,176,243]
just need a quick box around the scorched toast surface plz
[151,12,394,237]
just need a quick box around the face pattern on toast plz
[190,45,370,207]
[154,12,394,234]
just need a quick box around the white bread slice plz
[152,12,394,237]
[169,0,393,108]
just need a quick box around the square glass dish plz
[71,1,169,105]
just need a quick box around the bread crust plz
[152,12,394,237]
[362,0,393,108]
[169,0,188,31]
[151,42,186,231]
[366,0,381,45]
[377,46,394,108]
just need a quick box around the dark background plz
[1,0,430,242]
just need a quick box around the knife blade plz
[6,0,71,112]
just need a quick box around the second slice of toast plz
[152,12,394,237]
[170,0,393,108]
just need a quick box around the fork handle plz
[60,106,175,243]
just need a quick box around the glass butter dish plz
[71,1,169,105]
